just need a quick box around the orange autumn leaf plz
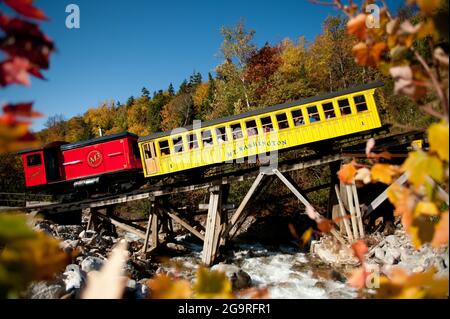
[347,267,368,289]
[352,42,387,67]
[347,14,367,40]
[317,219,332,233]
[351,240,368,263]
[337,161,357,184]
[371,164,399,184]
[431,211,449,248]
[147,273,192,299]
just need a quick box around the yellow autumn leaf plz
[416,0,442,15]
[301,228,313,246]
[428,120,449,162]
[371,164,399,184]
[401,151,443,189]
[193,267,233,299]
[414,201,439,217]
[147,273,193,299]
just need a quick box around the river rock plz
[384,247,400,265]
[385,235,399,247]
[81,256,104,273]
[27,281,66,299]
[135,282,149,299]
[211,264,251,290]
[374,247,385,260]
[63,264,85,292]
[166,242,187,253]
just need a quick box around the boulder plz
[27,281,65,299]
[81,256,104,273]
[385,235,399,247]
[210,264,251,290]
[63,264,85,292]
[59,239,79,254]
[166,242,188,253]
[135,282,149,299]
[374,248,385,260]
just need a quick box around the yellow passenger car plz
[138,82,383,178]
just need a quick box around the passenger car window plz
[245,120,258,137]
[276,113,290,130]
[202,130,214,147]
[230,123,243,140]
[159,140,170,156]
[215,127,228,143]
[188,133,199,150]
[354,95,368,112]
[322,102,336,119]
[27,154,42,167]
[291,109,304,126]
[307,106,320,123]
[260,116,274,133]
[172,136,184,153]
[338,99,352,116]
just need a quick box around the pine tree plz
[142,87,150,98]
[126,96,135,107]
[168,83,175,96]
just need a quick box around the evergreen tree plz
[142,87,150,98]
[126,96,135,107]
[168,83,175,96]
[179,79,189,94]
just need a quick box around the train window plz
[27,154,42,167]
[276,113,290,130]
[172,136,184,153]
[354,95,368,112]
[260,116,274,133]
[215,127,228,143]
[291,109,304,126]
[338,99,352,116]
[307,106,320,123]
[188,133,199,150]
[202,130,214,147]
[245,119,258,137]
[323,102,336,119]
[230,123,243,140]
[159,140,170,156]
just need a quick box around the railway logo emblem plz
[87,150,103,168]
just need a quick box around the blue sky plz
[1,0,405,131]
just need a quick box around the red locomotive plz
[18,132,143,200]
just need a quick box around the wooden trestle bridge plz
[5,130,442,266]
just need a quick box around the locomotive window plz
[354,95,368,112]
[276,113,290,130]
[230,123,243,140]
[202,130,214,147]
[245,120,258,137]
[291,109,304,126]
[323,102,336,119]
[338,99,352,116]
[307,106,320,123]
[215,127,228,143]
[260,116,274,133]
[159,140,170,156]
[172,136,184,153]
[27,154,42,167]
[188,133,199,150]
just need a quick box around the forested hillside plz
[37,15,429,145]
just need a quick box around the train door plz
[143,142,159,175]
[43,148,61,182]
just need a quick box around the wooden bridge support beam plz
[202,186,224,266]
[142,198,159,257]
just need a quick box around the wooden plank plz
[107,217,146,240]
[222,173,265,239]
[335,185,353,242]
[202,187,222,266]
[151,212,159,249]
[142,203,154,255]
[167,211,205,241]
[272,169,312,208]
[352,184,365,238]
[366,172,409,215]
[346,185,359,240]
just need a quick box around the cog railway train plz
[18,82,384,200]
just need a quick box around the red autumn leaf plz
[337,161,357,184]
[0,57,31,86]
[0,15,55,69]
[351,240,368,263]
[4,0,48,20]
[3,102,42,118]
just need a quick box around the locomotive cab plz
[18,141,67,188]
